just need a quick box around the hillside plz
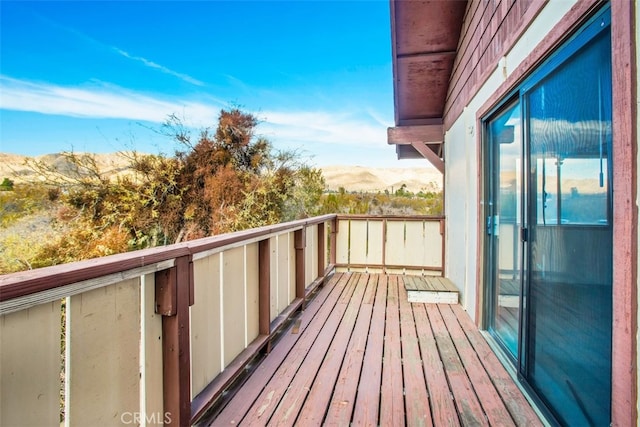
[0,153,442,193]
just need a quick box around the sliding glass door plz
[485,101,523,359]
[484,6,612,425]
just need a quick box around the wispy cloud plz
[0,75,219,124]
[113,48,205,86]
[0,75,394,157]
[259,110,392,150]
[36,13,204,87]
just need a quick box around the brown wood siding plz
[469,1,637,424]
[444,0,547,130]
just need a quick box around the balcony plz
[0,214,542,426]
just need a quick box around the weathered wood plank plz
[323,275,378,425]
[240,274,357,425]
[426,304,487,425]
[413,304,460,427]
[269,273,368,425]
[439,304,515,426]
[398,279,432,426]
[351,274,388,426]
[297,274,376,425]
[450,304,543,427]
[210,274,543,427]
[212,273,347,425]
[380,275,404,425]
[408,290,458,304]
[406,276,459,304]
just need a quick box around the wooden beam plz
[317,223,326,275]
[411,142,445,174]
[258,239,271,336]
[157,255,192,426]
[387,124,444,145]
[330,219,338,266]
[294,228,306,306]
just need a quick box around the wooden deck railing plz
[0,214,444,426]
[335,215,445,275]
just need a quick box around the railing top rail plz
[0,214,337,302]
[336,214,445,221]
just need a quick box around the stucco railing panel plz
[385,220,442,270]
[287,232,296,304]
[348,219,369,265]
[305,225,318,287]
[269,236,279,321]
[366,219,385,266]
[245,243,260,346]
[278,233,293,314]
[0,301,61,426]
[336,219,350,265]
[140,273,164,426]
[191,254,222,397]
[66,278,142,425]
[222,247,248,367]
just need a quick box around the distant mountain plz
[321,165,442,193]
[0,153,442,193]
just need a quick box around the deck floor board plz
[204,273,543,427]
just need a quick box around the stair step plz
[404,276,459,304]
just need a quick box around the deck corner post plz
[155,255,192,427]
[294,228,306,306]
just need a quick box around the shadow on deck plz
[200,272,542,426]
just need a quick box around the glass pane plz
[488,102,522,357]
[526,28,612,426]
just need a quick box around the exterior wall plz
[444,0,547,130]
[443,0,639,422]
[444,0,577,320]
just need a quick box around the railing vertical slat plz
[156,255,192,426]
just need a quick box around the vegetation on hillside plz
[0,108,442,274]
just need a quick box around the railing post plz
[440,218,445,277]
[382,218,388,273]
[156,255,192,426]
[317,222,326,275]
[294,228,306,306]
[258,239,271,336]
[330,218,338,265]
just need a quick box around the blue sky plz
[0,0,426,168]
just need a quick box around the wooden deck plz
[201,272,542,426]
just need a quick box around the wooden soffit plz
[388,0,467,169]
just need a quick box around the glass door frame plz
[481,5,612,424]
[482,96,527,367]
